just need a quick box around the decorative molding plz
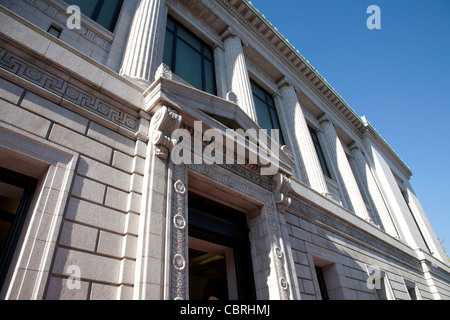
[150,105,182,159]
[169,164,188,300]
[186,163,292,299]
[0,48,138,131]
[155,63,173,80]
[226,91,238,104]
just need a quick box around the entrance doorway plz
[188,192,255,300]
[0,167,36,289]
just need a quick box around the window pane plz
[178,27,202,52]
[163,31,174,69]
[251,82,266,102]
[203,46,213,60]
[67,0,99,18]
[175,39,203,90]
[269,108,285,145]
[254,97,273,132]
[309,127,332,179]
[166,16,175,32]
[96,0,121,31]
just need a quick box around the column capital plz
[277,76,299,92]
[348,141,360,152]
[317,113,334,126]
[220,26,248,47]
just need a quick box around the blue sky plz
[250,0,450,254]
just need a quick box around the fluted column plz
[221,27,257,121]
[213,45,227,99]
[278,79,329,195]
[121,0,168,84]
[318,114,370,220]
[349,142,399,235]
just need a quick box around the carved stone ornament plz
[151,105,182,159]
[226,91,238,104]
[155,63,173,80]
[272,172,292,213]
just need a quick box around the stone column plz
[318,114,370,220]
[278,79,330,196]
[348,142,399,235]
[120,0,168,84]
[213,45,228,100]
[221,27,257,121]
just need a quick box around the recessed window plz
[309,126,332,179]
[250,80,285,145]
[405,280,420,300]
[314,266,330,300]
[163,16,217,95]
[65,0,123,32]
[47,25,62,38]
[0,168,37,289]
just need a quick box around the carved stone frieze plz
[169,165,188,300]
[0,48,138,131]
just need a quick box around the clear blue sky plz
[250,0,450,254]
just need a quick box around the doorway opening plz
[0,167,37,289]
[188,192,255,300]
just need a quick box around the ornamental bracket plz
[150,105,182,159]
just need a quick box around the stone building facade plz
[0,0,449,300]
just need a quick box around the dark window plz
[0,168,37,289]
[163,16,216,95]
[47,25,62,38]
[250,80,285,145]
[309,126,332,179]
[66,0,123,32]
[315,266,330,300]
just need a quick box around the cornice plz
[216,0,412,178]
[361,117,412,178]
[217,0,365,130]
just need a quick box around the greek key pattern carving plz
[186,164,291,299]
[0,49,138,131]
[170,165,188,300]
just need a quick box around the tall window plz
[0,168,37,289]
[308,126,332,179]
[163,16,216,95]
[314,266,330,300]
[250,80,285,145]
[66,0,124,32]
